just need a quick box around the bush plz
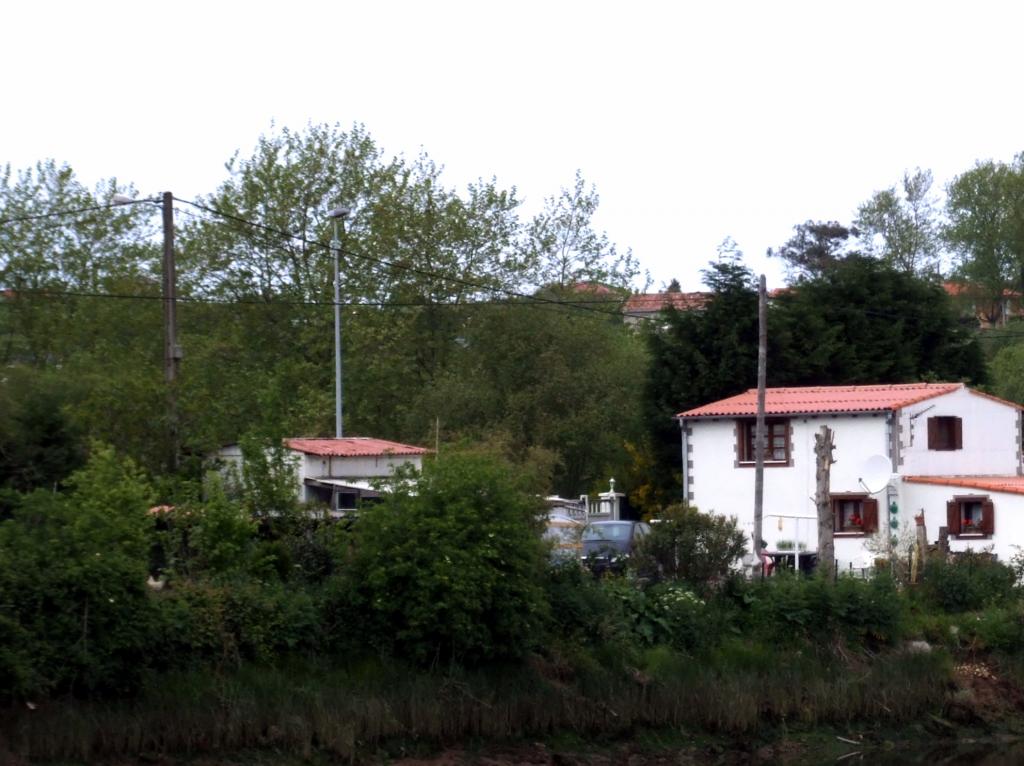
[0,446,156,698]
[336,452,550,665]
[744,574,903,648]
[920,552,1017,613]
[151,579,321,668]
[631,503,746,589]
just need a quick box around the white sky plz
[3,0,1023,291]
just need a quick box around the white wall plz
[687,413,894,570]
[298,453,423,480]
[898,388,1021,476]
[901,480,1024,562]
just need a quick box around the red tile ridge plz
[903,475,1024,496]
[678,383,963,418]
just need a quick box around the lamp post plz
[327,206,351,438]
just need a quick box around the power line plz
[0,198,155,226]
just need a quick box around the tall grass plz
[1,648,951,762]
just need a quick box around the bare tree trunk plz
[815,425,835,580]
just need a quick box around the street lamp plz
[327,206,351,438]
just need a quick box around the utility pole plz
[161,191,181,470]
[814,425,836,579]
[753,274,767,561]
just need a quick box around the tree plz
[855,168,942,275]
[631,503,746,588]
[643,244,759,496]
[0,445,155,697]
[989,343,1024,405]
[417,298,647,496]
[771,255,986,386]
[946,157,1024,325]
[521,170,642,290]
[769,220,856,280]
[339,452,549,665]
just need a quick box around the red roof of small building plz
[903,475,1024,496]
[678,383,966,418]
[284,437,428,457]
[623,291,709,315]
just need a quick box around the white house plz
[215,436,428,513]
[677,383,1024,570]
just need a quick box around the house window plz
[738,418,790,464]
[832,495,879,536]
[947,496,994,537]
[928,416,962,451]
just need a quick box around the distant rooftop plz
[285,437,429,457]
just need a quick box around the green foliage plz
[989,341,1024,404]
[855,168,941,275]
[771,255,986,386]
[0,445,155,698]
[631,503,747,588]
[919,552,1017,613]
[0,367,85,497]
[946,155,1024,324]
[338,452,549,665]
[186,475,258,576]
[741,574,904,647]
[151,579,321,668]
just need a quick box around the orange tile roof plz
[678,383,963,418]
[623,292,709,314]
[285,437,428,457]
[903,475,1024,496]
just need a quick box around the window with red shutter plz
[948,496,993,538]
[832,494,875,536]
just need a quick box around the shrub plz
[920,552,1017,613]
[631,503,746,589]
[0,446,155,698]
[744,574,903,648]
[337,452,550,665]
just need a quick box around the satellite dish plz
[858,454,892,494]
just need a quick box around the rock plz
[905,640,932,653]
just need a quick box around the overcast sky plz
[4,1,1023,291]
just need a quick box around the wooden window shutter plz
[953,417,963,450]
[928,417,939,449]
[947,500,961,535]
[862,498,879,534]
[981,498,995,536]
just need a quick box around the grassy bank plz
[1,646,950,763]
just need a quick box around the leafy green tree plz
[771,255,986,386]
[643,245,759,496]
[855,168,942,275]
[989,342,1024,404]
[632,503,747,588]
[946,156,1024,325]
[521,170,642,289]
[769,220,857,280]
[338,452,549,665]
[0,445,154,697]
[419,298,647,496]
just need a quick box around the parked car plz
[581,520,650,575]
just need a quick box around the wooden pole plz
[161,192,180,471]
[753,275,767,559]
[814,424,835,579]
